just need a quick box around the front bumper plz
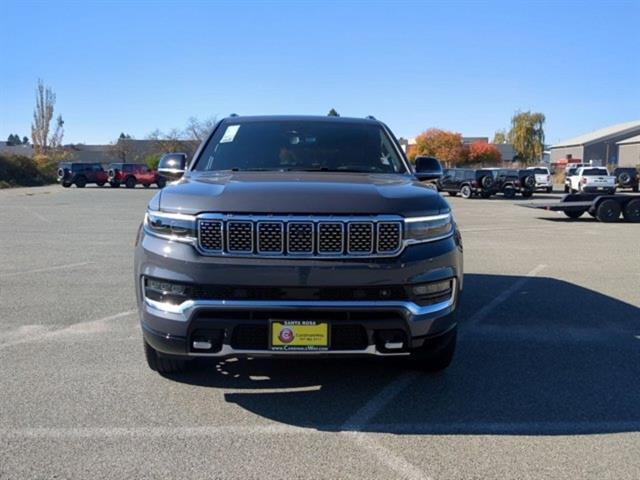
[135,229,463,357]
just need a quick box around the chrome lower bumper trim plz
[142,278,457,322]
[185,344,409,357]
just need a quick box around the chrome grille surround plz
[196,214,405,258]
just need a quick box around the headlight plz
[404,213,453,244]
[144,210,197,243]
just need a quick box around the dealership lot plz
[1,185,639,480]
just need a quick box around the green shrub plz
[145,153,162,170]
[0,154,57,187]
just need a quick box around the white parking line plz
[21,206,52,223]
[341,372,431,480]
[1,261,94,278]
[0,310,136,350]
[464,264,547,329]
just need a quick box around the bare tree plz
[108,136,137,162]
[31,79,56,153]
[49,115,65,150]
[185,116,216,142]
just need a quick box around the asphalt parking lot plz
[1,185,639,480]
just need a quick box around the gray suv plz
[134,115,463,374]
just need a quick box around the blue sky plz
[1,0,639,145]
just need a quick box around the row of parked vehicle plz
[563,165,638,194]
[435,166,552,199]
[56,154,189,189]
[436,165,639,199]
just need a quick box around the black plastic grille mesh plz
[199,220,223,251]
[377,222,402,252]
[257,222,283,253]
[318,223,344,253]
[287,222,313,253]
[198,218,402,257]
[227,221,253,252]
[348,222,374,253]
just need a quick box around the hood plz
[157,171,449,217]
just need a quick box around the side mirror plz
[157,153,187,181]
[414,156,443,181]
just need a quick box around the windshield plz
[194,120,407,174]
[531,168,548,174]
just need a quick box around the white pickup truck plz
[569,167,617,194]
[526,166,553,193]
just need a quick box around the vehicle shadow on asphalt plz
[166,274,640,435]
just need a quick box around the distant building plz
[549,120,640,166]
[462,137,488,145]
[0,142,34,158]
[617,134,640,167]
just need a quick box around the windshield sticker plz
[220,125,240,143]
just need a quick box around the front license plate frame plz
[269,320,330,352]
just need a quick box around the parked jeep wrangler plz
[108,163,166,188]
[491,169,536,198]
[436,168,494,198]
[135,115,463,374]
[613,167,639,192]
[57,162,109,188]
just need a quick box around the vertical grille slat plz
[377,222,402,253]
[347,222,374,254]
[199,220,223,252]
[317,222,344,254]
[197,217,404,257]
[287,222,314,254]
[227,221,254,253]
[257,222,284,253]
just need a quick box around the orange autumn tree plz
[412,129,466,167]
[467,141,502,166]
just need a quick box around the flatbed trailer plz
[523,193,640,223]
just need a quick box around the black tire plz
[125,176,136,189]
[480,191,491,199]
[97,182,106,187]
[546,187,553,193]
[143,183,151,188]
[523,175,536,189]
[564,184,569,193]
[623,199,640,223]
[564,210,584,219]
[62,182,71,188]
[143,340,189,374]
[480,175,493,189]
[407,326,457,372]
[157,177,167,189]
[75,176,87,188]
[447,191,457,197]
[110,181,120,188]
[595,199,621,222]
[460,185,472,199]
[618,172,631,186]
[503,186,516,199]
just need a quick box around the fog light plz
[412,280,451,296]
[144,277,192,305]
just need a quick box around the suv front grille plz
[197,216,403,258]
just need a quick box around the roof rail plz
[366,115,376,120]
[229,113,239,117]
